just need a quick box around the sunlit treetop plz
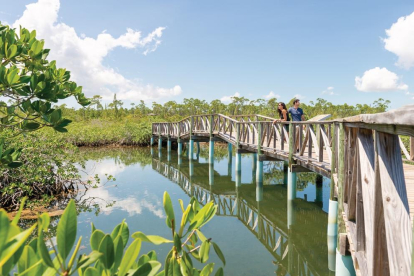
[0,22,90,133]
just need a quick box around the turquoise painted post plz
[287,197,295,229]
[252,153,257,184]
[228,143,233,176]
[256,178,263,202]
[167,138,171,152]
[196,141,200,160]
[167,150,171,163]
[209,139,214,164]
[189,139,194,160]
[158,136,162,151]
[178,154,182,166]
[178,142,183,156]
[235,170,241,187]
[287,168,297,200]
[335,251,355,276]
[209,163,214,186]
[150,136,154,146]
[316,175,323,203]
[158,148,162,159]
[328,200,338,272]
[283,162,288,184]
[150,147,154,156]
[236,152,241,174]
[189,159,194,177]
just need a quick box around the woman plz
[273,102,290,133]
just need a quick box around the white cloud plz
[355,67,408,92]
[383,11,414,69]
[322,86,338,95]
[293,94,305,99]
[220,92,240,103]
[263,91,281,100]
[12,0,181,102]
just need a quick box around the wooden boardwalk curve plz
[152,106,414,276]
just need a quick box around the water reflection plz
[27,146,332,276]
[153,147,330,276]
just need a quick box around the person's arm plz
[282,110,287,121]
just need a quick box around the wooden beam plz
[339,233,351,256]
[344,122,414,137]
[259,154,281,161]
[291,164,312,173]
[410,137,414,161]
[376,132,411,276]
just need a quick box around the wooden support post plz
[410,136,414,161]
[289,123,294,166]
[257,123,262,155]
[308,124,313,158]
[337,123,346,251]
[210,115,213,137]
[318,125,324,162]
[376,132,411,276]
[236,123,240,148]
[330,123,337,200]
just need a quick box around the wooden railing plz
[334,110,414,276]
[152,108,414,276]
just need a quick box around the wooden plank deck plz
[403,163,414,223]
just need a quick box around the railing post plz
[177,122,182,156]
[189,117,194,160]
[335,122,355,276]
[288,122,297,201]
[328,122,338,271]
[158,123,162,151]
[410,137,414,161]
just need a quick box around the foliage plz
[0,130,83,209]
[0,193,225,276]
[0,23,89,168]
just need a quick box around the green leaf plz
[199,240,210,263]
[0,223,37,268]
[0,210,10,253]
[84,267,100,276]
[98,234,114,269]
[90,230,105,251]
[37,232,54,268]
[6,161,23,168]
[75,251,102,270]
[131,232,172,245]
[179,260,190,276]
[56,199,77,263]
[200,263,214,276]
[196,230,207,242]
[112,236,123,273]
[6,44,17,59]
[110,220,129,249]
[178,199,185,212]
[12,197,27,225]
[214,267,224,276]
[132,260,161,276]
[118,238,141,276]
[173,233,181,253]
[50,109,61,124]
[91,222,96,233]
[24,122,40,130]
[212,242,225,266]
[67,236,82,271]
[163,192,175,228]
[39,213,50,232]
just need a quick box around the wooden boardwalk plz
[153,108,414,276]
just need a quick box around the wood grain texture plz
[376,132,411,276]
[358,128,376,276]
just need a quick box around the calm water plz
[71,146,332,276]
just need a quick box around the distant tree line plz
[58,94,391,121]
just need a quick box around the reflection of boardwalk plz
[152,157,329,276]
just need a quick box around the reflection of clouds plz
[81,185,165,219]
[78,159,126,182]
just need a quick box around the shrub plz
[0,192,225,276]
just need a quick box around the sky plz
[1,0,414,109]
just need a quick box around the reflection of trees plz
[194,142,229,162]
[78,147,152,167]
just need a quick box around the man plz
[288,99,305,152]
[288,99,305,121]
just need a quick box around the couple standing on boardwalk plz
[273,99,305,127]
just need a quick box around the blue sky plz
[2,0,414,109]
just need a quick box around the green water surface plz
[72,146,332,276]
